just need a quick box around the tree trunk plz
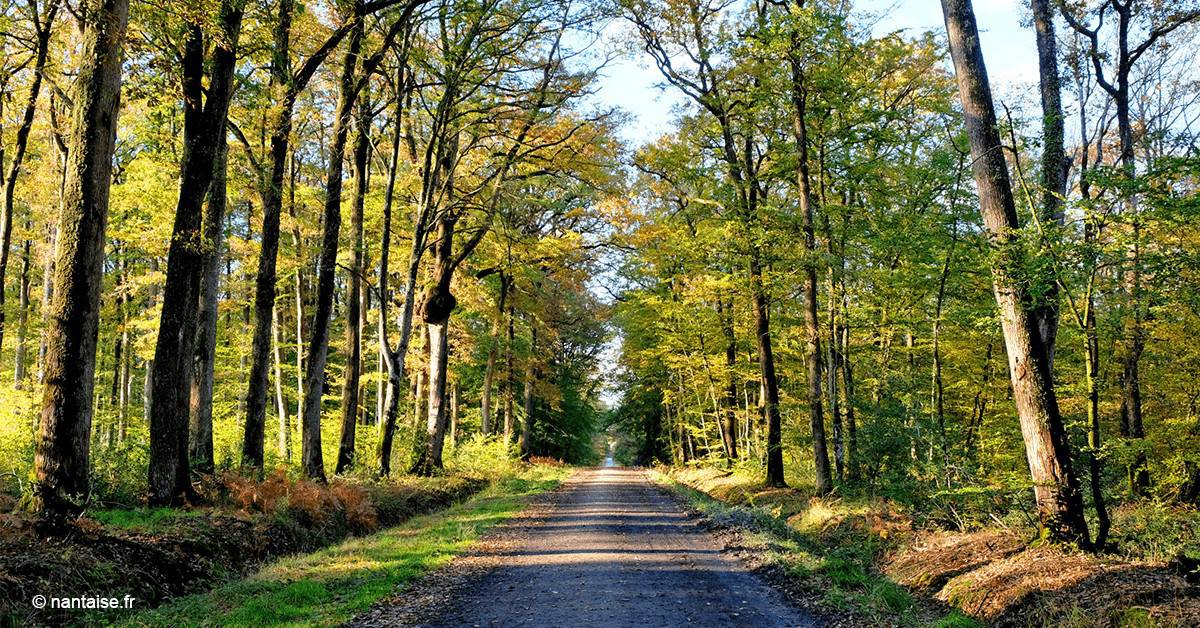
[149,4,243,505]
[301,11,364,481]
[375,94,405,476]
[1077,101,1110,546]
[272,301,290,461]
[841,315,858,481]
[481,274,508,435]
[34,0,131,518]
[14,235,31,387]
[37,226,55,386]
[416,318,450,473]
[412,218,457,475]
[504,300,515,445]
[377,54,429,477]
[449,380,459,449]
[719,299,738,460]
[751,258,789,488]
[789,25,830,493]
[189,133,229,475]
[1084,295,1110,545]
[243,0,298,469]
[1031,0,1065,361]
[118,287,130,441]
[825,229,843,482]
[336,98,371,475]
[941,0,1090,545]
[519,322,537,460]
[108,256,122,405]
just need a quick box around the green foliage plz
[932,611,983,628]
[1108,502,1200,563]
[90,507,200,531]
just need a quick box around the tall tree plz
[302,3,413,479]
[1031,0,1066,361]
[300,1,365,481]
[241,0,409,469]
[148,0,245,506]
[34,0,131,517]
[336,95,373,474]
[1061,0,1200,497]
[940,0,1090,545]
[189,134,230,474]
[788,0,832,494]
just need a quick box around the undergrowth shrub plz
[447,434,517,478]
[287,479,338,526]
[0,387,37,505]
[223,468,290,514]
[86,425,151,508]
[330,482,378,533]
[1109,501,1200,562]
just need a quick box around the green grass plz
[90,507,202,531]
[653,472,980,628]
[99,465,569,627]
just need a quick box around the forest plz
[0,0,1198,624]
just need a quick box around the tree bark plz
[449,380,459,449]
[34,0,130,518]
[301,8,364,481]
[189,133,229,474]
[1031,0,1065,362]
[336,98,371,474]
[375,73,406,475]
[149,2,244,505]
[788,16,830,493]
[751,258,789,488]
[841,312,858,481]
[519,321,537,460]
[14,234,31,386]
[825,222,844,482]
[941,0,1090,545]
[243,0,295,469]
[290,151,305,427]
[718,299,738,460]
[412,218,457,475]
[272,301,290,461]
[504,299,516,445]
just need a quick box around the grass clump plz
[656,468,970,627]
[90,508,201,532]
[107,465,568,627]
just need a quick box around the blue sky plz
[593,0,1038,146]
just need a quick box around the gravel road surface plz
[351,466,818,627]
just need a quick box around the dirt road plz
[352,467,817,627]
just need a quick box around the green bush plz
[1109,501,1200,562]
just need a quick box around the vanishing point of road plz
[352,467,818,627]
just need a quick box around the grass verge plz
[95,465,568,627]
[651,469,976,627]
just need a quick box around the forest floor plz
[352,466,818,627]
[662,466,1200,627]
[0,471,497,626]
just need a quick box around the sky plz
[591,0,1039,147]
